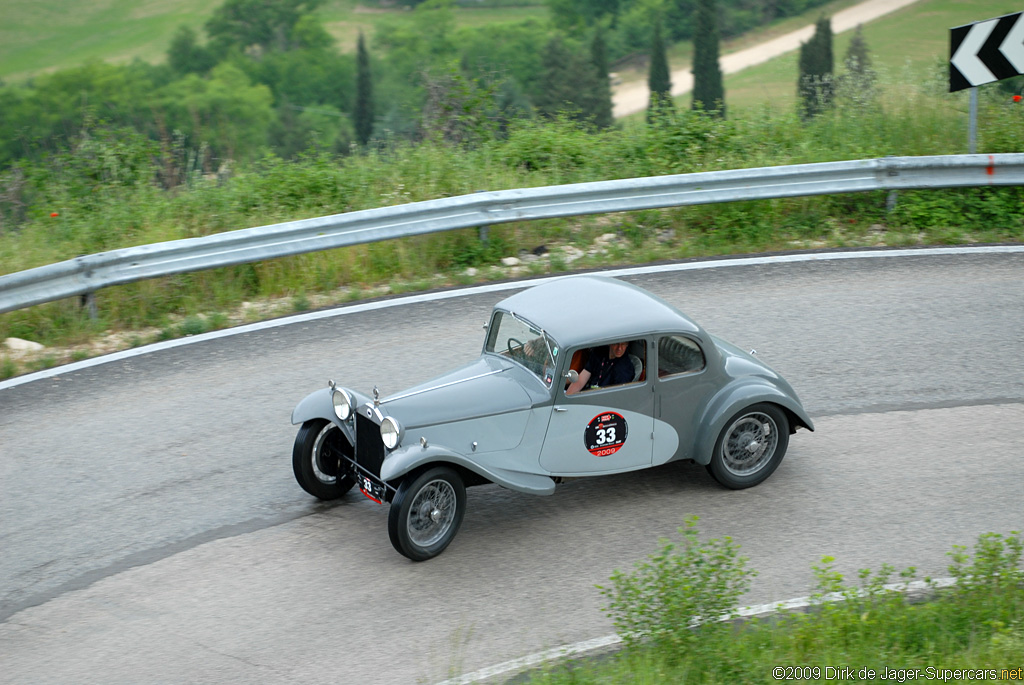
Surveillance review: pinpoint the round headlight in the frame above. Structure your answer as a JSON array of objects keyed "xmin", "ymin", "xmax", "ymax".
[
  {"xmin": 332, "ymin": 388, "xmax": 353, "ymax": 421},
  {"xmin": 380, "ymin": 416, "xmax": 402, "ymax": 450}
]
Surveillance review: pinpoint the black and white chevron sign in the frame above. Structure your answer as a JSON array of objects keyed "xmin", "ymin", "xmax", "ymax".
[{"xmin": 950, "ymin": 11, "xmax": 1024, "ymax": 92}]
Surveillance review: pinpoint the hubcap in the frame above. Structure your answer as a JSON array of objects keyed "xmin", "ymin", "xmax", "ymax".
[
  {"xmin": 721, "ymin": 413, "xmax": 779, "ymax": 477},
  {"xmin": 407, "ymin": 479, "xmax": 457, "ymax": 547}
]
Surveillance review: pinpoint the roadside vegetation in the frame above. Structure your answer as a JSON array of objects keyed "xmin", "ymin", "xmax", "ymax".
[
  {"xmin": 1, "ymin": 0, "xmax": 1023, "ymax": 379},
  {"xmin": 525, "ymin": 520, "xmax": 1023, "ymax": 684}
]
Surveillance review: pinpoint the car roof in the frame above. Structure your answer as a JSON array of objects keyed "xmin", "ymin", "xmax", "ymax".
[{"xmin": 494, "ymin": 275, "xmax": 703, "ymax": 348}]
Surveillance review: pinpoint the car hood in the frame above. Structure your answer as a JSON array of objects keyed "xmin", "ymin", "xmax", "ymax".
[{"xmin": 378, "ymin": 356, "xmax": 534, "ymax": 428}]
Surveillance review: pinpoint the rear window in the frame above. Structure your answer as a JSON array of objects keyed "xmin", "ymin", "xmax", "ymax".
[{"xmin": 657, "ymin": 335, "xmax": 705, "ymax": 377}]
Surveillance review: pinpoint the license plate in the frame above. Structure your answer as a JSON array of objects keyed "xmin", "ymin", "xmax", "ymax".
[{"xmin": 360, "ymin": 475, "xmax": 385, "ymax": 504}]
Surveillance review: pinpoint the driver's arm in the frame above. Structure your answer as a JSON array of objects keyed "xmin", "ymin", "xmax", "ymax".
[{"xmin": 566, "ymin": 369, "xmax": 591, "ymax": 395}]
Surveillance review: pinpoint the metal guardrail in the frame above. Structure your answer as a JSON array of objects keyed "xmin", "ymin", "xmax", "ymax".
[{"xmin": 2, "ymin": 154, "xmax": 1023, "ymax": 315}]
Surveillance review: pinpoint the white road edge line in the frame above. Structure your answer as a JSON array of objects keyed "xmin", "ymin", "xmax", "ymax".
[
  {"xmin": 3, "ymin": 245, "xmax": 1022, "ymax": 392},
  {"xmin": 434, "ymin": 577, "xmax": 959, "ymax": 685}
]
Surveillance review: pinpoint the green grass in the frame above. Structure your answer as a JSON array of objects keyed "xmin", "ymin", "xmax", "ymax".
[
  {"xmin": 0, "ymin": 0, "xmax": 214, "ymax": 81},
  {"xmin": 527, "ymin": 528, "xmax": 1024, "ymax": 685},
  {"xmin": 0, "ymin": 0, "xmax": 548, "ymax": 82},
  {"xmin": 322, "ymin": 3, "xmax": 549, "ymax": 53},
  {"xmin": 724, "ymin": 0, "xmax": 1024, "ymax": 114}
]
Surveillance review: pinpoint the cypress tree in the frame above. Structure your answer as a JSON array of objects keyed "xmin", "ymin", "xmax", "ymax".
[
  {"xmin": 354, "ymin": 32, "xmax": 374, "ymax": 146},
  {"xmin": 590, "ymin": 25, "xmax": 614, "ymax": 128},
  {"xmin": 844, "ymin": 24, "xmax": 870, "ymax": 75},
  {"xmin": 691, "ymin": 0, "xmax": 725, "ymax": 117},
  {"xmin": 797, "ymin": 16, "xmax": 833, "ymax": 119},
  {"xmin": 648, "ymin": 22, "xmax": 673, "ymax": 119},
  {"xmin": 536, "ymin": 34, "xmax": 608, "ymax": 126},
  {"xmin": 535, "ymin": 35, "xmax": 578, "ymax": 118},
  {"xmin": 839, "ymin": 24, "xmax": 876, "ymax": 104}
]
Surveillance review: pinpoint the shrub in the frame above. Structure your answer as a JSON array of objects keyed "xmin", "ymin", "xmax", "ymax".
[{"xmin": 598, "ymin": 516, "xmax": 755, "ymax": 654}]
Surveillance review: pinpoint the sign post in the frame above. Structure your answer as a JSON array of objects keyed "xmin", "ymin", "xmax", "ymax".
[{"xmin": 950, "ymin": 11, "xmax": 1024, "ymax": 152}]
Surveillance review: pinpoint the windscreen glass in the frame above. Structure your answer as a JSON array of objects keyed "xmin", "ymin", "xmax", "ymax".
[{"xmin": 485, "ymin": 311, "xmax": 558, "ymax": 386}]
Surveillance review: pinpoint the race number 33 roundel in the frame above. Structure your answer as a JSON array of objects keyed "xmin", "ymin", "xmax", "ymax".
[{"xmin": 585, "ymin": 412, "xmax": 628, "ymax": 457}]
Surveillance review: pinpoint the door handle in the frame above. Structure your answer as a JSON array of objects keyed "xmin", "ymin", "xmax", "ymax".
[{"xmin": 554, "ymin": 406, "xmax": 568, "ymax": 413}]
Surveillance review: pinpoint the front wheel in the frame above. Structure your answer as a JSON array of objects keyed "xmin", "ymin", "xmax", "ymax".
[
  {"xmin": 388, "ymin": 466, "xmax": 466, "ymax": 561},
  {"xmin": 706, "ymin": 403, "xmax": 789, "ymax": 490},
  {"xmin": 292, "ymin": 419, "xmax": 356, "ymax": 500}
]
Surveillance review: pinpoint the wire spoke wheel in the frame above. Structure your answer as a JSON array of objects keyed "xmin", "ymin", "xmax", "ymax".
[
  {"xmin": 707, "ymin": 403, "xmax": 789, "ymax": 490},
  {"xmin": 721, "ymin": 412, "xmax": 779, "ymax": 476},
  {"xmin": 389, "ymin": 466, "xmax": 466, "ymax": 561},
  {"xmin": 407, "ymin": 479, "xmax": 457, "ymax": 547}
]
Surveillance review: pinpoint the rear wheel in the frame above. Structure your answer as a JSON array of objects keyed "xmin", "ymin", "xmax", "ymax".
[
  {"xmin": 388, "ymin": 466, "xmax": 466, "ymax": 561},
  {"xmin": 706, "ymin": 403, "xmax": 789, "ymax": 489},
  {"xmin": 292, "ymin": 420, "xmax": 355, "ymax": 500}
]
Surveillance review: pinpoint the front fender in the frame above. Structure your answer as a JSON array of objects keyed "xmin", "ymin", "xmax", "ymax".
[
  {"xmin": 290, "ymin": 387, "xmax": 372, "ymax": 445},
  {"xmin": 694, "ymin": 380, "xmax": 814, "ymax": 466},
  {"xmin": 380, "ymin": 443, "xmax": 556, "ymax": 496}
]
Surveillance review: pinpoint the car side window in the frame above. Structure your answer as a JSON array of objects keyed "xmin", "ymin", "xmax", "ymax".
[
  {"xmin": 657, "ymin": 335, "xmax": 705, "ymax": 378},
  {"xmin": 565, "ymin": 339, "xmax": 646, "ymax": 394}
]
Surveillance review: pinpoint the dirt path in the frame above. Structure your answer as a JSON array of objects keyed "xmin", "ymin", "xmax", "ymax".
[{"xmin": 613, "ymin": 0, "xmax": 923, "ymax": 117}]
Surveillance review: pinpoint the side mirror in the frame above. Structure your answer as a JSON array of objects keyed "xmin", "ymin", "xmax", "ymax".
[{"xmin": 564, "ymin": 369, "xmax": 579, "ymax": 384}]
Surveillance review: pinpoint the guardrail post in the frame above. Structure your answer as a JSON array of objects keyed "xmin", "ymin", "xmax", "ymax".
[
  {"xmin": 80, "ymin": 292, "xmax": 98, "ymax": 320},
  {"xmin": 883, "ymin": 157, "xmax": 899, "ymax": 213},
  {"xmin": 476, "ymin": 190, "xmax": 489, "ymax": 245}
]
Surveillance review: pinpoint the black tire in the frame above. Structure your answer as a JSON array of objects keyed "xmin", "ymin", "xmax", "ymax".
[
  {"xmin": 292, "ymin": 419, "xmax": 356, "ymax": 500},
  {"xmin": 388, "ymin": 466, "xmax": 466, "ymax": 561},
  {"xmin": 706, "ymin": 403, "xmax": 789, "ymax": 490}
]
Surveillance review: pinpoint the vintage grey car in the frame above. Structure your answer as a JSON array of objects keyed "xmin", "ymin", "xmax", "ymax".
[{"xmin": 291, "ymin": 275, "xmax": 813, "ymax": 560}]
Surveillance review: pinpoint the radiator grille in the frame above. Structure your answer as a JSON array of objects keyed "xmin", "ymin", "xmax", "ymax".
[{"xmin": 356, "ymin": 412, "xmax": 386, "ymax": 478}]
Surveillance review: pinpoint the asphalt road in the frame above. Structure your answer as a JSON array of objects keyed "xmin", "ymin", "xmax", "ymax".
[{"xmin": 1, "ymin": 250, "xmax": 1022, "ymax": 684}]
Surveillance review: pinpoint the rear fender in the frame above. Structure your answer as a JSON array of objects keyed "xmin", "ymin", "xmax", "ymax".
[
  {"xmin": 694, "ymin": 380, "xmax": 814, "ymax": 466},
  {"xmin": 380, "ymin": 444, "xmax": 556, "ymax": 496}
]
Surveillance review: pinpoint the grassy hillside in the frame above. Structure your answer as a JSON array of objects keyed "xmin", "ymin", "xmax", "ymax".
[
  {"xmin": 724, "ymin": 0, "xmax": 1024, "ymax": 113},
  {"xmin": 0, "ymin": 0, "xmax": 548, "ymax": 82}
]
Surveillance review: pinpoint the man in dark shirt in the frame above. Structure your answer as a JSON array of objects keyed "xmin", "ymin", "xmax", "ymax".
[{"xmin": 566, "ymin": 341, "xmax": 635, "ymax": 394}]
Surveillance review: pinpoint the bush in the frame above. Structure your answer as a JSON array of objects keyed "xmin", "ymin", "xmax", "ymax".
[{"xmin": 598, "ymin": 516, "xmax": 756, "ymax": 654}]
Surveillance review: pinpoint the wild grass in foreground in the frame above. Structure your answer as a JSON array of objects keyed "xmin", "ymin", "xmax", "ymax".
[{"xmin": 527, "ymin": 522, "xmax": 1024, "ymax": 684}]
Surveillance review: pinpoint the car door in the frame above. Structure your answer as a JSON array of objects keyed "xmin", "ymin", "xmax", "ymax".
[
  {"xmin": 652, "ymin": 334, "xmax": 718, "ymax": 464},
  {"xmin": 539, "ymin": 341, "xmax": 654, "ymax": 475}
]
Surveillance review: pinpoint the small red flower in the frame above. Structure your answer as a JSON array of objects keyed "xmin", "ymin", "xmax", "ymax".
[
  {"xmin": 1014, "ymin": 95, "xmax": 1022, "ymax": 103},
  {"xmin": 50, "ymin": 212, "xmax": 59, "ymax": 217}
]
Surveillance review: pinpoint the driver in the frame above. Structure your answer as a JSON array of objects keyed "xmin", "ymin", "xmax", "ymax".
[{"xmin": 566, "ymin": 341, "xmax": 634, "ymax": 394}]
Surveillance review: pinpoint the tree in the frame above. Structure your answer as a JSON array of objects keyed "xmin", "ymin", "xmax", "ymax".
[
  {"xmin": 797, "ymin": 16, "xmax": 833, "ymax": 119},
  {"xmin": 168, "ymin": 25, "xmax": 216, "ymax": 76},
  {"xmin": 354, "ymin": 32, "xmax": 374, "ymax": 146},
  {"xmin": 535, "ymin": 34, "xmax": 607, "ymax": 125},
  {"xmin": 420, "ymin": 64, "xmax": 501, "ymax": 146},
  {"xmin": 547, "ymin": 0, "xmax": 620, "ymax": 30},
  {"xmin": 691, "ymin": 0, "xmax": 724, "ymax": 117},
  {"xmin": 837, "ymin": 24, "xmax": 876, "ymax": 105},
  {"xmin": 648, "ymin": 22, "xmax": 673, "ymax": 119},
  {"xmin": 205, "ymin": 0, "xmax": 324, "ymax": 56},
  {"xmin": 590, "ymin": 25, "xmax": 614, "ymax": 128},
  {"xmin": 158, "ymin": 62, "xmax": 274, "ymax": 163}
]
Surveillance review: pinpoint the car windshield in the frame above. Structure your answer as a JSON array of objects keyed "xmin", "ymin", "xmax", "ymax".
[{"xmin": 485, "ymin": 310, "xmax": 558, "ymax": 386}]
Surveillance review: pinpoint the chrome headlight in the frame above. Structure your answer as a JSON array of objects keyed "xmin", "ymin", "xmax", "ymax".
[
  {"xmin": 380, "ymin": 416, "xmax": 403, "ymax": 450},
  {"xmin": 332, "ymin": 388, "xmax": 353, "ymax": 421}
]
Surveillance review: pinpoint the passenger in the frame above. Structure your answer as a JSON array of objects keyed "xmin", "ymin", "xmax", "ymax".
[{"xmin": 566, "ymin": 341, "xmax": 634, "ymax": 394}]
